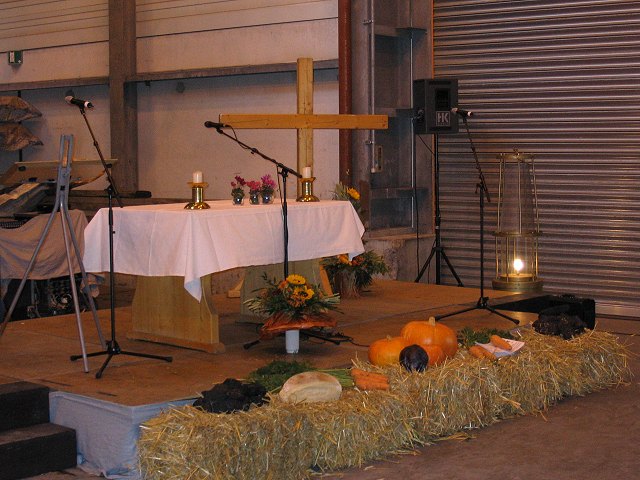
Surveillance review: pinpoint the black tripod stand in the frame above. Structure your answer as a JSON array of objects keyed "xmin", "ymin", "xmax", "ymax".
[
  {"xmin": 69, "ymin": 102, "xmax": 172, "ymax": 378},
  {"xmin": 415, "ymin": 133, "xmax": 463, "ymax": 285},
  {"xmin": 436, "ymin": 116, "xmax": 518, "ymax": 324}
]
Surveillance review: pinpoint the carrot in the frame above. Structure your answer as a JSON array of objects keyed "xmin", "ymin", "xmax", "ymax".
[
  {"xmin": 468, "ymin": 345, "xmax": 497, "ymax": 361},
  {"xmin": 351, "ymin": 368, "xmax": 390, "ymax": 391},
  {"xmin": 351, "ymin": 368, "xmax": 387, "ymax": 379},
  {"xmin": 480, "ymin": 347, "xmax": 497, "ymax": 361},
  {"xmin": 490, "ymin": 335, "xmax": 512, "ymax": 351},
  {"xmin": 468, "ymin": 345, "xmax": 487, "ymax": 359},
  {"xmin": 354, "ymin": 378, "xmax": 389, "ymax": 391},
  {"xmin": 351, "ymin": 369, "xmax": 388, "ymax": 382}
]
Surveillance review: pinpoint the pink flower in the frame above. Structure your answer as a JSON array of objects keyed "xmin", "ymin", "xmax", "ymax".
[
  {"xmin": 261, "ymin": 174, "xmax": 276, "ymax": 188},
  {"xmin": 247, "ymin": 180, "xmax": 261, "ymax": 192},
  {"xmin": 261, "ymin": 174, "xmax": 277, "ymax": 194},
  {"xmin": 231, "ymin": 176, "xmax": 247, "ymax": 197}
]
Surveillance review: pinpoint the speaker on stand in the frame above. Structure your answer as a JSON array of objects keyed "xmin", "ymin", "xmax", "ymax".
[{"xmin": 413, "ymin": 78, "xmax": 463, "ymax": 286}]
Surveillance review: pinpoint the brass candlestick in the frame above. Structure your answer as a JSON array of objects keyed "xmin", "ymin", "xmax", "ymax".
[
  {"xmin": 185, "ymin": 182, "xmax": 211, "ymax": 209},
  {"xmin": 296, "ymin": 177, "xmax": 319, "ymax": 202}
]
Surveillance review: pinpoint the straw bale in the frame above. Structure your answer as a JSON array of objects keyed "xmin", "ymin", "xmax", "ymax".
[{"xmin": 138, "ymin": 330, "xmax": 630, "ymax": 480}]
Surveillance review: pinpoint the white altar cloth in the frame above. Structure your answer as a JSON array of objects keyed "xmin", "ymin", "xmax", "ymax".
[{"xmin": 83, "ymin": 200, "xmax": 365, "ymax": 301}]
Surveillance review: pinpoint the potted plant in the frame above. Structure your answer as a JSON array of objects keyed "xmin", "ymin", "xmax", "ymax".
[
  {"xmin": 321, "ymin": 251, "xmax": 389, "ymax": 298},
  {"xmin": 230, "ymin": 175, "xmax": 246, "ymax": 205},
  {"xmin": 247, "ymin": 180, "xmax": 261, "ymax": 205},
  {"xmin": 260, "ymin": 174, "xmax": 277, "ymax": 204}
]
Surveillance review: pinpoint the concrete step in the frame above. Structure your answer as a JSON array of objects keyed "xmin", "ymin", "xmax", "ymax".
[{"xmin": 0, "ymin": 422, "xmax": 77, "ymax": 480}]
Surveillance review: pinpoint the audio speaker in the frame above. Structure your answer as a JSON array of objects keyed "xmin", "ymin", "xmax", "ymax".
[{"xmin": 413, "ymin": 79, "xmax": 458, "ymax": 134}]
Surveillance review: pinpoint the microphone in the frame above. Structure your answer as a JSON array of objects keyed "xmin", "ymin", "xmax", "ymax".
[
  {"xmin": 204, "ymin": 121, "xmax": 228, "ymax": 129},
  {"xmin": 451, "ymin": 107, "xmax": 473, "ymax": 117},
  {"xmin": 65, "ymin": 96, "xmax": 94, "ymax": 109}
]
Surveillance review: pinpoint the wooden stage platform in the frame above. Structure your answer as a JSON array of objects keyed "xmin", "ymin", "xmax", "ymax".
[{"xmin": 0, "ymin": 280, "xmax": 526, "ymax": 406}]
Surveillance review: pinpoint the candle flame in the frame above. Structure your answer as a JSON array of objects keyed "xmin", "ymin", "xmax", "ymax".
[{"xmin": 513, "ymin": 258, "xmax": 524, "ymax": 273}]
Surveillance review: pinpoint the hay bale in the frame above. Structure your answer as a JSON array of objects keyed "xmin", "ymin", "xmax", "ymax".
[{"xmin": 138, "ymin": 330, "xmax": 630, "ymax": 479}]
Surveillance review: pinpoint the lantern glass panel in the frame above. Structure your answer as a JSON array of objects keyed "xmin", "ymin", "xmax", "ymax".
[{"xmin": 493, "ymin": 151, "xmax": 542, "ymax": 291}]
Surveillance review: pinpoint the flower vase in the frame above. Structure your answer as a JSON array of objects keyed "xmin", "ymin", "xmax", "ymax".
[
  {"xmin": 333, "ymin": 271, "xmax": 361, "ymax": 298},
  {"xmin": 261, "ymin": 191, "xmax": 274, "ymax": 204},
  {"xmin": 249, "ymin": 191, "xmax": 260, "ymax": 205},
  {"xmin": 232, "ymin": 194, "xmax": 244, "ymax": 206},
  {"xmin": 285, "ymin": 330, "xmax": 299, "ymax": 354}
]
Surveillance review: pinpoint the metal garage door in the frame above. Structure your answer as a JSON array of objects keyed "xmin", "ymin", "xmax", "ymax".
[{"xmin": 433, "ymin": 0, "xmax": 640, "ymax": 317}]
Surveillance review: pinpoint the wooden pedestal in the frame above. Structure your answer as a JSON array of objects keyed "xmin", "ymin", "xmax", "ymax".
[{"xmin": 128, "ymin": 275, "xmax": 225, "ymax": 353}]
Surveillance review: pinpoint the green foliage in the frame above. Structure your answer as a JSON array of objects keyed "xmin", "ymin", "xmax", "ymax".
[
  {"xmin": 322, "ymin": 250, "xmax": 389, "ymax": 290},
  {"xmin": 247, "ymin": 360, "xmax": 315, "ymax": 391},
  {"xmin": 247, "ymin": 360, "xmax": 354, "ymax": 392},
  {"xmin": 457, "ymin": 326, "xmax": 515, "ymax": 348}
]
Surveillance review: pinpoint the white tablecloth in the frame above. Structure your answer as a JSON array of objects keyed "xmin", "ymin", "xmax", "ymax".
[{"xmin": 83, "ymin": 200, "xmax": 365, "ymax": 301}]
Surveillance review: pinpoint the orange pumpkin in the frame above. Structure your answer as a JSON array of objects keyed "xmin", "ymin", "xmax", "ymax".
[
  {"xmin": 368, "ymin": 336, "xmax": 411, "ymax": 366},
  {"xmin": 421, "ymin": 344, "xmax": 446, "ymax": 366},
  {"xmin": 400, "ymin": 316, "xmax": 458, "ymax": 359}
]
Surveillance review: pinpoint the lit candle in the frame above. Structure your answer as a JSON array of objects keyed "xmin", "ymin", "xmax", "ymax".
[
  {"xmin": 302, "ymin": 166, "xmax": 312, "ymax": 178},
  {"xmin": 513, "ymin": 258, "xmax": 524, "ymax": 273},
  {"xmin": 192, "ymin": 171, "xmax": 203, "ymax": 183}
]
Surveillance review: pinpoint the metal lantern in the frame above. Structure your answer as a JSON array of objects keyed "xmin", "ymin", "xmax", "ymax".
[{"xmin": 492, "ymin": 150, "xmax": 543, "ymax": 291}]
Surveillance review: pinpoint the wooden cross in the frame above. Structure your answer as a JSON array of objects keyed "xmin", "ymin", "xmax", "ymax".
[{"xmin": 219, "ymin": 57, "xmax": 387, "ymax": 181}]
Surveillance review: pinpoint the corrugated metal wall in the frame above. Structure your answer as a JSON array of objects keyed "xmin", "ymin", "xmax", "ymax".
[
  {"xmin": 0, "ymin": 0, "xmax": 336, "ymax": 51},
  {"xmin": 433, "ymin": 0, "xmax": 640, "ymax": 316}
]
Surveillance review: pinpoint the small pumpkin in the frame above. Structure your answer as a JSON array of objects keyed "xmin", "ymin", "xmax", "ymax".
[
  {"xmin": 421, "ymin": 344, "xmax": 446, "ymax": 366},
  {"xmin": 400, "ymin": 316, "xmax": 458, "ymax": 359},
  {"xmin": 368, "ymin": 336, "xmax": 411, "ymax": 366},
  {"xmin": 399, "ymin": 344, "xmax": 429, "ymax": 372}
]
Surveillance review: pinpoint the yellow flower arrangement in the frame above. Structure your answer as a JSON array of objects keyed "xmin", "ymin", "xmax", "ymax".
[
  {"xmin": 244, "ymin": 274, "xmax": 340, "ymax": 319},
  {"xmin": 332, "ymin": 182, "xmax": 362, "ymax": 217},
  {"xmin": 286, "ymin": 274, "xmax": 306, "ymax": 285},
  {"xmin": 346, "ymin": 187, "xmax": 360, "ymax": 201},
  {"xmin": 321, "ymin": 250, "xmax": 389, "ymax": 296}
]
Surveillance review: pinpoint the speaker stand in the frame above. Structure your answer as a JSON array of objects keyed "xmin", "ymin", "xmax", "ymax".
[{"xmin": 415, "ymin": 134, "xmax": 463, "ymax": 285}]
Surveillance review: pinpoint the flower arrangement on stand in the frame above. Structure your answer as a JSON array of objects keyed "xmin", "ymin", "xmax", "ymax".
[
  {"xmin": 325, "ymin": 183, "xmax": 389, "ymax": 297},
  {"xmin": 244, "ymin": 274, "xmax": 340, "ymax": 351},
  {"xmin": 260, "ymin": 174, "xmax": 277, "ymax": 204},
  {"xmin": 321, "ymin": 251, "xmax": 389, "ymax": 298},
  {"xmin": 246, "ymin": 180, "xmax": 261, "ymax": 205},
  {"xmin": 230, "ymin": 176, "xmax": 246, "ymax": 205}
]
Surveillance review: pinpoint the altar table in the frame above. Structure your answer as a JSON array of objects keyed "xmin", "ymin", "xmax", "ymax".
[{"xmin": 83, "ymin": 200, "xmax": 365, "ymax": 352}]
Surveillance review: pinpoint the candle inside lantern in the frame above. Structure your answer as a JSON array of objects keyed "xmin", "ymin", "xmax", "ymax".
[
  {"xmin": 513, "ymin": 257, "xmax": 524, "ymax": 273},
  {"xmin": 192, "ymin": 171, "xmax": 203, "ymax": 183},
  {"xmin": 302, "ymin": 166, "xmax": 312, "ymax": 178}
]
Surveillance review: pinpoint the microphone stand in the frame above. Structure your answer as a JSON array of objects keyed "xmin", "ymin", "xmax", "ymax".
[
  {"xmin": 207, "ymin": 125, "xmax": 303, "ymax": 350},
  {"xmin": 70, "ymin": 104, "xmax": 172, "ymax": 378},
  {"xmin": 209, "ymin": 125, "xmax": 301, "ymax": 277},
  {"xmin": 436, "ymin": 116, "xmax": 518, "ymax": 324}
]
